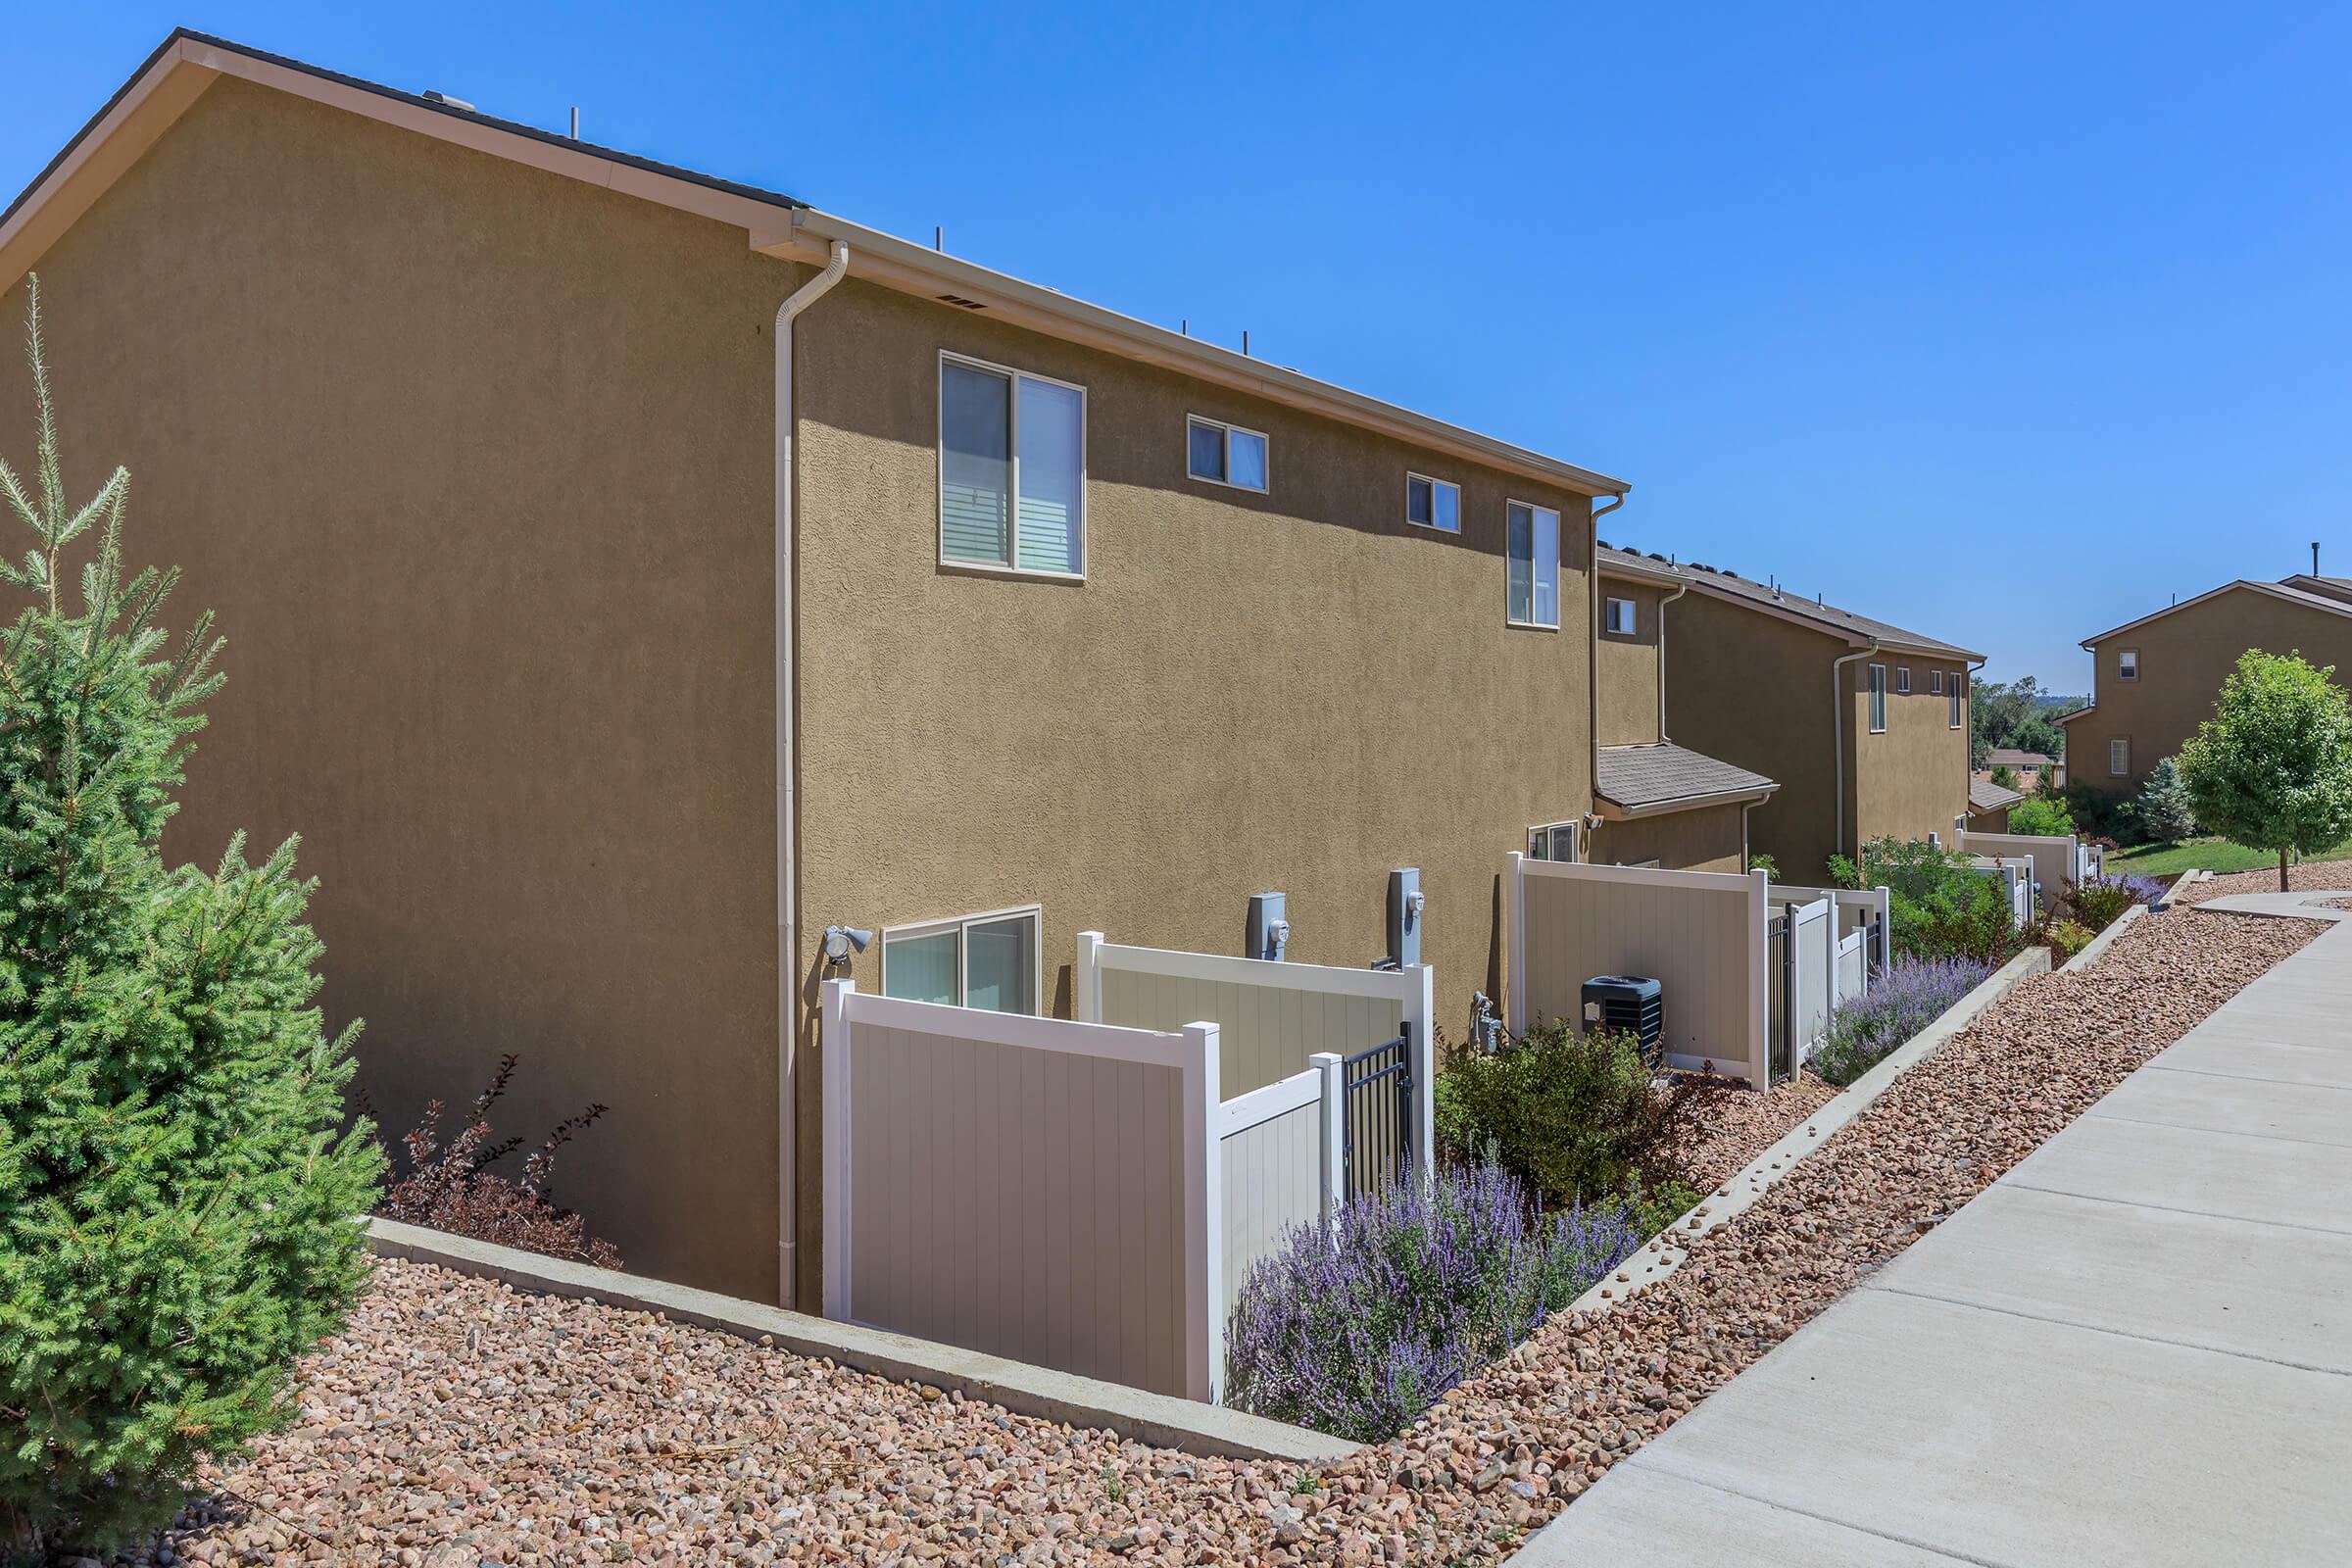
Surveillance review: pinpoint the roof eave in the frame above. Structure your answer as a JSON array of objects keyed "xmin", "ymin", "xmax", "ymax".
[{"xmin": 1594, "ymin": 781, "xmax": 1780, "ymax": 820}]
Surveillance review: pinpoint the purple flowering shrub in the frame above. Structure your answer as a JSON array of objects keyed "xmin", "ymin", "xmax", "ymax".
[
  {"xmin": 1224, "ymin": 1162, "xmax": 1642, "ymax": 1441},
  {"xmin": 2071, "ymin": 872, "xmax": 2164, "ymax": 929},
  {"xmin": 1812, "ymin": 955, "xmax": 1991, "ymax": 1088}
]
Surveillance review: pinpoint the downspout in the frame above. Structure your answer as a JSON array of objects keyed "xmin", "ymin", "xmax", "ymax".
[
  {"xmin": 775, "ymin": 238, "xmax": 851, "ymax": 1310},
  {"xmin": 1964, "ymin": 655, "xmax": 1987, "ymax": 830},
  {"xmin": 1586, "ymin": 492, "xmax": 1625, "ymax": 861},
  {"xmin": 1831, "ymin": 639, "xmax": 1879, "ymax": 865},
  {"xmin": 1655, "ymin": 571, "xmax": 1689, "ymax": 744}
]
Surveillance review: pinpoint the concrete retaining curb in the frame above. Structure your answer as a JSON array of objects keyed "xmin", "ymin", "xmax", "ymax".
[
  {"xmin": 1572, "ymin": 944, "xmax": 2052, "ymax": 1313},
  {"xmin": 2063, "ymin": 902, "xmax": 2146, "ymax": 971},
  {"xmin": 368, "ymin": 1217, "xmax": 1357, "ymax": 1464}
]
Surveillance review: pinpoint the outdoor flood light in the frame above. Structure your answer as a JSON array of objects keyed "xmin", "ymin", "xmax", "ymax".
[{"xmin": 822, "ymin": 925, "xmax": 873, "ymax": 963}]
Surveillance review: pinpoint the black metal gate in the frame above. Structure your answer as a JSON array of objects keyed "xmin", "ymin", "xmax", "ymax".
[
  {"xmin": 1341, "ymin": 1024, "xmax": 1414, "ymax": 1197},
  {"xmin": 1766, "ymin": 910, "xmax": 1794, "ymax": 1083}
]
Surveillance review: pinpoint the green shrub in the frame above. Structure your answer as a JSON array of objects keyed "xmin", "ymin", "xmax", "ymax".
[
  {"xmin": 0, "ymin": 282, "xmax": 381, "ymax": 1560},
  {"xmin": 1848, "ymin": 836, "xmax": 2019, "ymax": 963},
  {"xmin": 2070, "ymin": 880, "xmax": 2135, "ymax": 930},
  {"xmin": 1745, "ymin": 852, "xmax": 1779, "ymax": 881},
  {"xmin": 2006, "ymin": 795, "xmax": 2075, "ymax": 837},
  {"xmin": 2135, "ymin": 758, "xmax": 2198, "ymax": 844},
  {"xmin": 2043, "ymin": 918, "xmax": 2094, "ymax": 959},
  {"xmin": 1433, "ymin": 1023, "xmax": 1712, "ymax": 1211}
]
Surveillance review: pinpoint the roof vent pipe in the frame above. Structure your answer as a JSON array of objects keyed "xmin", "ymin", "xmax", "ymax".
[
  {"xmin": 774, "ymin": 239, "xmax": 852, "ymax": 1313},
  {"xmin": 2315, "ymin": 541, "xmax": 2323, "ymax": 575},
  {"xmin": 422, "ymin": 90, "xmax": 475, "ymax": 111}
]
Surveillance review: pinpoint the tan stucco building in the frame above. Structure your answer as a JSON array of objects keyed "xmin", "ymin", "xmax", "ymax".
[
  {"xmin": 2065, "ymin": 575, "xmax": 2352, "ymax": 797},
  {"xmin": 1614, "ymin": 550, "xmax": 1979, "ymax": 881},
  {"xmin": 0, "ymin": 33, "xmax": 1649, "ymax": 1305}
]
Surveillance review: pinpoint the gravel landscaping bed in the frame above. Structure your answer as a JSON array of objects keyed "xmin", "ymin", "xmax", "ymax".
[
  {"xmin": 2180, "ymin": 856, "xmax": 2352, "ymax": 903},
  {"xmin": 1668, "ymin": 1069, "xmax": 1838, "ymax": 1192},
  {"xmin": 115, "ymin": 904, "xmax": 2314, "ymax": 1568}
]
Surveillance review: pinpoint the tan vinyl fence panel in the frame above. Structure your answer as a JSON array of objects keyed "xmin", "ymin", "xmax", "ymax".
[
  {"xmin": 1956, "ymin": 830, "xmax": 2082, "ymax": 900},
  {"xmin": 1218, "ymin": 1092, "xmax": 1324, "ymax": 1315},
  {"xmin": 1507, "ymin": 855, "xmax": 1768, "ymax": 1087},
  {"xmin": 1091, "ymin": 959, "xmax": 1401, "ymax": 1097},
  {"xmin": 820, "ymin": 982, "xmax": 1221, "ymax": 1401}
]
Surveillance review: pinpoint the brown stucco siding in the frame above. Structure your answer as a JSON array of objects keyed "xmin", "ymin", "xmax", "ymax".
[
  {"xmin": 1595, "ymin": 577, "xmax": 1666, "ymax": 746},
  {"xmin": 1589, "ymin": 802, "xmax": 1746, "ymax": 871},
  {"xmin": 1851, "ymin": 655, "xmax": 1971, "ymax": 853},
  {"xmin": 1660, "ymin": 592, "xmax": 1847, "ymax": 878},
  {"xmin": 2076, "ymin": 586, "xmax": 2352, "ymax": 795},
  {"xmin": 790, "ymin": 281, "xmax": 1597, "ymax": 1300},
  {"xmin": 0, "ymin": 78, "xmax": 788, "ymax": 1300}
]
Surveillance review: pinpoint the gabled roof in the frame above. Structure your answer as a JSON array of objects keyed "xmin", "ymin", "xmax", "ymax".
[
  {"xmin": 1595, "ymin": 743, "xmax": 1777, "ymax": 815},
  {"xmin": 0, "ymin": 30, "xmax": 1629, "ymax": 502},
  {"xmin": 2081, "ymin": 578, "xmax": 2352, "ymax": 648},
  {"xmin": 1594, "ymin": 544, "xmax": 1982, "ymax": 660},
  {"xmin": 1969, "ymin": 778, "xmax": 2025, "ymax": 812},
  {"xmin": 1985, "ymin": 748, "xmax": 2053, "ymax": 768}
]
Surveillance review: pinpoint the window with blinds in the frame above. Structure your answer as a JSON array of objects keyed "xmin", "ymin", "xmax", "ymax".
[
  {"xmin": 881, "ymin": 906, "xmax": 1041, "ymax": 1015},
  {"xmin": 939, "ymin": 354, "xmax": 1085, "ymax": 576},
  {"xmin": 1507, "ymin": 501, "xmax": 1561, "ymax": 627}
]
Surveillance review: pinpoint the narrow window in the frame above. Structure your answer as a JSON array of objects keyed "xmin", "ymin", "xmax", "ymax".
[
  {"xmin": 1949, "ymin": 688, "xmax": 1963, "ymax": 728},
  {"xmin": 1528, "ymin": 821, "xmax": 1579, "ymax": 861},
  {"xmin": 939, "ymin": 354, "xmax": 1085, "ymax": 576},
  {"xmin": 881, "ymin": 906, "xmax": 1041, "ymax": 1015},
  {"xmin": 1605, "ymin": 597, "xmax": 1638, "ymax": 636},
  {"xmin": 1930, "ymin": 669, "xmax": 1944, "ymax": 694},
  {"xmin": 2110, "ymin": 737, "xmax": 2131, "ymax": 776},
  {"xmin": 1895, "ymin": 666, "xmax": 1912, "ymax": 694},
  {"xmin": 2118, "ymin": 648, "xmax": 2138, "ymax": 680},
  {"xmin": 1507, "ymin": 501, "xmax": 1562, "ymax": 628},
  {"xmin": 1868, "ymin": 664, "xmax": 1887, "ymax": 732},
  {"xmin": 1187, "ymin": 416, "xmax": 1269, "ymax": 492},
  {"xmin": 1405, "ymin": 472, "xmax": 1461, "ymax": 532}
]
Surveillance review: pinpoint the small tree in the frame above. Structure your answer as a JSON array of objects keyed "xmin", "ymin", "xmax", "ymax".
[
  {"xmin": 1988, "ymin": 762, "xmax": 2018, "ymax": 788},
  {"xmin": 0, "ymin": 281, "xmax": 381, "ymax": 1560},
  {"xmin": 2006, "ymin": 795, "xmax": 2075, "ymax": 837},
  {"xmin": 2136, "ymin": 757, "xmax": 2198, "ymax": 845},
  {"xmin": 2179, "ymin": 649, "xmax": 2352, "ymax": 892}
]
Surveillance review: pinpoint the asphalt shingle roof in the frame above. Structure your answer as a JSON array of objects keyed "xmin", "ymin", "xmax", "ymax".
[
  {"xmin": 1595, "ymin": 544, "xmax": 1982, "ymax": 660},
  {"xmin": 1970, "ymin": 777, "xmax": 2025, "ymax": 811},
  {"xmin": 1596, "ymin": 743, "xmax": 1777, "ymax": 810}
]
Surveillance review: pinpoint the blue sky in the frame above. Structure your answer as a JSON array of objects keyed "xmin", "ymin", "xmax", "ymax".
[{"xmin": 7, "ymin": 2, "xmax": 2349, "ymax": 690}]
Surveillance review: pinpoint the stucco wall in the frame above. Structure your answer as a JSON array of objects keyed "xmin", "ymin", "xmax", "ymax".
[
  {"xmin": 1588, "ymin": 801, "xmax": 1746, "ymax": 871},
  {"xmin": 792, "ymin": 279, "xmax": 1596, "ymax": 1302},
  {"xmin": 0, "ymin": 77, "xmax": 788, "ymax": 1300},
  {"xmin": 1660, "ymin": 593, "xmax": 1847, "ymax": 878},
  {"xmin": 1595, "ymin": 577, "xmax": 1666, "ymax": 746},
  {"xmin": 1850, "ymin": 655, "xmax": 1971, "ymax": 852},
  {"xmin": 2076, "ymin": 586, "xmax": 2352, "ymax": 795}
]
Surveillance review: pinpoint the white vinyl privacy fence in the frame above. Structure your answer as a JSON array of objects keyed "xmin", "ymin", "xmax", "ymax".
[
  {"xmin": 1967, "ymin": 856, "xmax": 2037, "ymax": 930},
  {"xmin": 1955, "ymin": 829, "xmax": 2100, "ymax": 901},
  {"xmin": 1078, "ymin": 933, "xmax": 1436, "ymax": 1315},
  {"xmin": 1768, "ymin": 883, "xmax": 1891, "ymax": 1070},
  {"xmin": 821, "ymin": 981, "xmax": 1223, "ymax": 1400}
]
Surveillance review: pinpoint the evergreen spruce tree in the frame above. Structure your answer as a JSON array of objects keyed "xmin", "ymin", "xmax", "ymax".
[
  {"xmin": 0, "ymin": 280, "xmax": 381, "ymax": 1560},
  {"xmin": 2135, "ymin": 756, "xmax": 2198, "ymax": 845}
]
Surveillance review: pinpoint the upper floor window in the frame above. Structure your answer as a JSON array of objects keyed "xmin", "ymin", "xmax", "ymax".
[
  {"xmin": 1895, "ymin": 666, "xmax": 1912, "ymax": 694},
  {"xmin": 1605, "ymin": 596, "xmax": 1638, "ymax": 636},
  {"xmin": 1406, "ymin": 472, "xmax": 1460, "ymax": 532},
  {"xmin": 1949, "ymin": 689, "xmax": 1963, "ymax": 728},
  {"xmin": 940, "ymin": 354, "xmax": 1085, "ymax": 577},
  {"xmin": 2118, "ymin": 648, "xmax": 2138, "ymax": 680},
  {"xmin": 882, "ymin": 906, "xmax": 1041, "ymax": 1015},
  {"xmin": 1506, "ymin": 501, "xmax": 1562, "ymax": 628},
  {"xmin": 1187, "ymin": 416, "xmax": 1268, "ymax": 492},
  {"xmin": 1930, "ymin": 669, "xmax": 1944, "ymax": 694},
  {"xmin": 1868, "ymin": 663, "xmax": 1887, "ymax": 732}
]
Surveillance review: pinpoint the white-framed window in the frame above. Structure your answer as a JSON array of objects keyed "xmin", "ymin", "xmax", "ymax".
[
  {"xmin": 1506, "ymin": 501, "xmax": 1562, "ymax": 628},
  {"xmin": 881, "ymin": 905, "xmax": 1042, "ymax": 1014},
  {"xmin": 2119, "ymin": 648, "xmax": 2138, "ymax": 680},
  {"xmin": 1528, "ymin": 820, "xmax": 1580, "ymax": 861},
  {"xmin": 1868, "ymin": 663, "xmax": 1887, "ymax": 732},
  {"xmin": 1949, "ymin": 688, "xmax": 1964, "ymax": 728},
  {"xmin": 1895, "ymin": 666, "xmax": 1912, "ymax": 694},
  {"xmin": 1187, "ymin": 416, "xmax": 1269, "ymax": 492},
  {"xmin": 1405, "ymin": 472, "xmax": 1460, "ymax": 532},
  {"xmin": 2110, "ymin": 737, "xmax": 2131, "ymax": 777},
  {"xmin": 1605, "ymin": 596, "xmax": 1638, "ymax": 636},
  {"xmin": 1931, "ymin": 669, "xmax": 1944, "ymax": 694},
  {"xmin": 939, "ymin": 353, "xmax": 1086, "ymax": 577}
]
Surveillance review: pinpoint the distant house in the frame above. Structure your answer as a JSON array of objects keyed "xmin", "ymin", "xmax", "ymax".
[
  {"xmin": 2067, "ymin": 571, "xmax": 2352, "ymax": 796},
  {"xmin": 1982, "ymin": 748, "xmax": 2059, "ymax": 788},
  {"xmin": 1600, "ymin": 547, "xmax": 1982, "ymax": 880}
]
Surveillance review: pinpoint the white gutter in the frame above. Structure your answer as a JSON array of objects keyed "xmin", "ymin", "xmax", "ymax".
[
  {"xmin": 1586, "ymin": 494, "xmax": 1626, "ymax": 859},
  {"xmin": 1655, "ymin": 571, "xmax": 1690, "ymax": 744},
  {"xmin": 775, "ymin": 239, "xmax": 850, "ymax": 1310},
  {"xmin": 1831, "ymin": 640, "xmax": 1880, "ymax": 862}
]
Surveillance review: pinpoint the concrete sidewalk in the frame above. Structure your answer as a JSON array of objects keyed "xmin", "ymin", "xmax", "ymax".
[{"xmin": 1513, "ymin": 906, "xmax": 2352, "ymax": 1568}]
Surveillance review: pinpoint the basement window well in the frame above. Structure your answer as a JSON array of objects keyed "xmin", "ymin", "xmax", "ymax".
[{"xmin": 940, "ymin": 353, "xmax": 1086, "ymax": 578}]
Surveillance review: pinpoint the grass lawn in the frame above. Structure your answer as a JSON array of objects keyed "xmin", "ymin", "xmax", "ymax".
[{"xmin": 2104, "ymin": 835, "xmax": 2352, "ymax": 876}]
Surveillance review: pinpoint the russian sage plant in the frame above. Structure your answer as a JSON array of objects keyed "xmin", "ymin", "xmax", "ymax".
[
  {"xmin": 1224, "ymin": 1162, "xmax": 1641, "ymax": 1442},
  {"xmin": 1812, "ymin": 955, "xmax": 1992, "ymax": 1087},
  {"xmin": 2072, "ymin": 872, "xmax": 2164, "ymax": 930}
]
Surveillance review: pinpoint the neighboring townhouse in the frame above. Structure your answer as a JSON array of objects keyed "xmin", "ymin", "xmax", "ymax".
[
  {"xmin": 0, "ymin": 33, "xmax": 1627, "ymax": 1306},
  {"xmin": 1980, "ymin": 748, "xmax": 2059, "ymax": 789},
  {"xmin": 1967, "ymin": 776, "xmax": 2024, "ymax": 832},
  {"xmin": 2066, "ymin": 572, "xmax": 2352, "ymax": 797},
  {"xmin": 1641, "ymin": 557, "xmax": 1980, "ymax": 880},
  {"xmin": 1591, "ymin": 546, "xmax": 1776, "ymax": 868}
]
